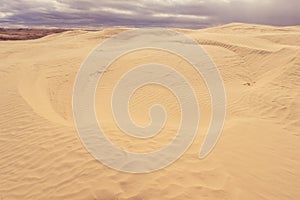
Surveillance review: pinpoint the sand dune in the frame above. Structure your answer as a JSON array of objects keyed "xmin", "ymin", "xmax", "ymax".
[
  {"xmin": 0, "ymin": 28, "xmax": 68, "ymax": 41},
  {"xmin": 0, "ymin": 23, "xmax": 299, "ymax": 199}
]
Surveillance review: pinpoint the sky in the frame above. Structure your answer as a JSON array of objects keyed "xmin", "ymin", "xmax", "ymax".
[{"xmin": 0, "ymin": 0, "xmax": 299, "ymax": 28}]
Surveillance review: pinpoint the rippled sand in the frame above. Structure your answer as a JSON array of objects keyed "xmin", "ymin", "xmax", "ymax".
[{"xmin": 1, "ymin": 23, "xmax": 300, "ymax": 199}]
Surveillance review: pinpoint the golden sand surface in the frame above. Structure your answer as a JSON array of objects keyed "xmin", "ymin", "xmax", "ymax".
[{"xmin": 0, "ymin": 23, "xmax": 300, "ymax": 199}]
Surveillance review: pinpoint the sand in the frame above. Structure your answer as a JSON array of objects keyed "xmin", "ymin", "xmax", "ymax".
[{"xmin": 0, "ymin": 23, "xmax": 300, "ymax": 199}]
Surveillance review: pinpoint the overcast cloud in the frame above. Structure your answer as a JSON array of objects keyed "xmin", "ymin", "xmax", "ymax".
[{"xmin": 0, "ymin": 0, "xmax": 299, "ymax": 28}]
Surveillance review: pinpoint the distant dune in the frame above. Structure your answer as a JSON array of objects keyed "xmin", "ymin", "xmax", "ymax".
[
  {"xmin": 0, "ymin": 23, "xmax": 299, "ymax": 200},
  {"xmin": 0, "ymin": 28, "xmax": 68, "ymax": 40}
]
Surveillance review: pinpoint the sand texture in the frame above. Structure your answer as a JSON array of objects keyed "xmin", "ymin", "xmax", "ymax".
[{"xmin": 1, "ymin": 23, "xmax": 300, "ymax": 199}]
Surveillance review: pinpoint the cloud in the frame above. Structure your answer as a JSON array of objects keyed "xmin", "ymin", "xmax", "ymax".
[{"xmin": 0, "ymin": 0, "xmax": 299, "ymax": 28}]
